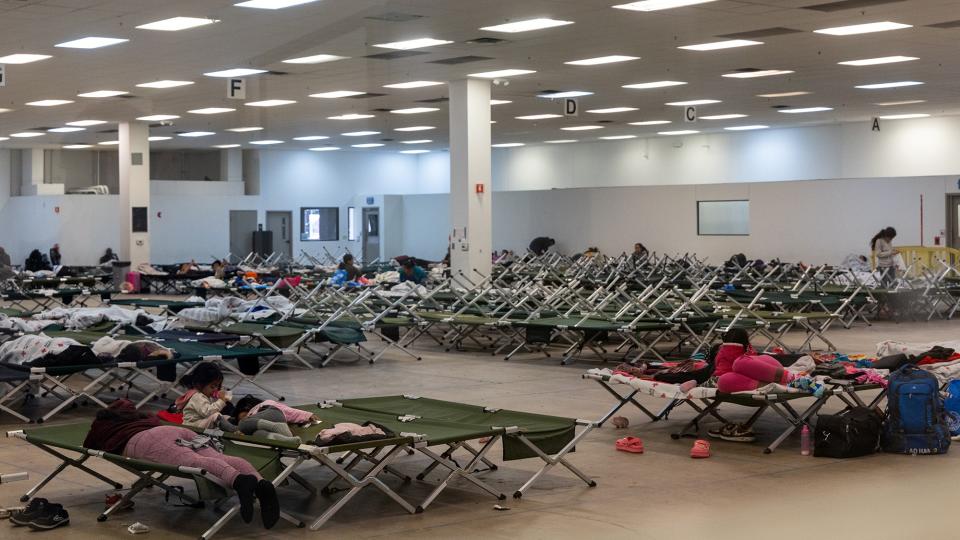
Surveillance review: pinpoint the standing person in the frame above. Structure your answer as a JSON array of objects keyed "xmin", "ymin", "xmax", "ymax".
[
  {"xmin": 99, "ymin": 248, "xmax": 119, "ymax": 265},
  {"xmin": 338, "ymin": 254, "xmax": 361, "ymax": 281},
  {"xmin": 871, "ymin": 227, "xmax": 899, "ymax": 287},
  {"xmin": 631, "ymin": 243, "xmax": 649, "ymax": 264},
  {"xmin": 528, "ymin": 237, "xmax": 555, "ymax": 256},
  {"xmin": 399, "ymin": 259, "xmax": 428, "ymax": 285},
  {"xmin": 49, "ymin": 244, "xmax": 62, "ymax": 266}
]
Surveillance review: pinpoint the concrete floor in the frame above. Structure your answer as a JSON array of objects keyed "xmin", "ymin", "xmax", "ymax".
[{"xmin": 1, "ymin": 318, "xmax": 958, "ymax": 539}]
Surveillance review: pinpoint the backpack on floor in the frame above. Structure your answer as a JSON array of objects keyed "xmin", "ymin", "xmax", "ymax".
[
  {"xmin": 881, "ymin": 365, "xmax": 951, "ymax": 455},
  {"xmin": 814, "ymin": 407, "xmax": 883, "ymax": 458}
]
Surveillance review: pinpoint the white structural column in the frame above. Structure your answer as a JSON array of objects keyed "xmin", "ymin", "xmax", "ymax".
[
  {"xmin": 448, "ymin": 78, "xmax": 493, "ymax": 281},
  {"xmin": 221, "ymin": 148, "xmax": 243, "ymax": 182},
  {"xmin": 118, "ymin": 122, "xmax": 151, "ymax": 267}
]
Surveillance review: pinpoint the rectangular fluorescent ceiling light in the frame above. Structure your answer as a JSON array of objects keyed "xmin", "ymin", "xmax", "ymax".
[
  {"xmin": 470, "ymin": 69, "xmax": 536, "ymax": 78},
  {"xmin": 250, "ymin": 140, "xmax": 283, "ymax": 145},
  {"xmin": 137, "ymin": 114, "xmax": 179, "ymax": 121},
  {"xmin": 666, "ymin": 99, "xmax": 720, "ymax": 106},
  {"xmin": 480, "ymin": 18, "xmax": 574, "ymax": 33},
  {"xmin": 876, "ymin": 100, "xmax": 926, "ymax": 106},
  {"xmin": 148, "ymin": 136, "xmax": 172, "ymax": 141},
  {"xmin": 77, "ymin": 90, "xmax": 128, "ymax": 98},
  {"xmin": 879, "ymin": 113, "xmax": 930, "ymax": 120},
  {"xmin": 614, "ymin": 0, "xmax": 716, "ymax": 11},
  {"xmin": 137, "ymin": 80, "xmax": 194, "ymax": 89},
  {"xmin": 56, "ymin": 37, "xmax": 128, "ymax": 49},
  {"xmin": 814, "ymin": 21, "xmax": 912, "ymax": 36},
  {"xmin": 778, "ymin": 107, "xmax": 832, "ymax": 114},
  {"xmin": 384, "ymin": 81, "xmax": 443, "ymax": 89},
  {"xmin": 400, "ymin": 149, "xmax": 430, "ymax": 154},
  {"xmin": 562, "ymin": 125, "xmax": 604, "ymax": 131},
  {"xmin": 0, "ymin": 53, "xmax": 51, "ymax": 64},
  {"xmin": 725, "ymin": 125, "xmax": 768, "ymax": 131},
  {"xmin": 700, "ymin": 113, "xmax": 747, "ymax": 120},
  {"xmin": 178, "ymin": 132, "xmax": 216, "ymax": 137},
  {"xmin": 293, "ymin": 135, "xmax": 329, "ymax": 140},
  {"xmin": 63, "ymin": 144, "xmax": 92, "ymax": 149},
  {"xmin": 391, "ymin": 107, "xmax": 439, "ymax": 114},
  {"xmin": 395, "ymin": 126, "xmax": 435, "ymax": 132},
  {"xmin": 623, "ymin": 81, "xmax": 687, "ymax": 89},
  {"xmin": 600, "ymin": 135, "xmax": 637, "ymax": 140},
  {"xmin": 234, "ymin": 0, "xmax": 321, "ymax": 9},
  {"xmin": 587, "ymin": 107, "xmax": 638, "ymax": 114},
  {"xmin": 545, "ymin": 139, "xmax": 577, "ymax": 143},
  {"xmin": 136, "ymin": 17, "xmax": 219, "ymax": 31},
  {"xmin": 401, "ymin": 140, "xmax": 432, "ymax": 144},
  {"xmin": 516, "ymin": 114, "xmax": 562, "ymax": 120},
  {"xmin": 538, "ymin": 90, "xmax": 593, "ymax": 98},
  {"xmin": 48, "ymin": 127, "xmax": 85, "ymax": 133},
  {"xmin": 99, "ymin": 141, "xmax": 120, "ymax": 145},
  {"xmin": 189, "ymin": 107, "xmax": 235, "ymax": 114},
  {"xmin": 629, "ymin": 120, "xmax": 671, "ymax": 125},
  {"xmin": 204, "ymin": 68, "xmax": 267, "ymax": 78},
  {"xmin": 490, "ymin": 99, "xmax": 512, "ymax": 105},
  {"xmin": 352, "ymin": 143, "xmax": 385, "ymax": 148},
  {"xmin": 66, "ymin": 120, "xmax": 106, "ymax": 126},
  {"xmin": 565, "ymin": 55, "xmax": 639, "ymax": 66},
  {"xmin": 0, "ymin": 137, "xmax": 7, "ymax": 141},
  {"xmin": 839, "ymin": 56, "xmax": 918, "ymax": 66},
  {"xmin": 679, "ymin": 40, "xmax": 762, "ymax": 51},
  {"xmin": 310, "ymin": 146, "xmax": 340, "ymax": 151},
  {"xmin": 757, "ymin": 91, "xmax": 809, "ymax": 97},
  {"xmin": 658, "ymin": 130, "xmax": 699, "ymax": 135},
  {"xmin": 310, "ymin": 90, "xmax": 365, "ymax": 98},
  {"xmin": 227, "ymin": 127, "xmax": 263, "ymax": 132},
  {"xmin": 329, "ymin": 113, "xmax": 375, "ymax": 120},
  {"xmin": 283, "ymin": 54, "xmax": 348, "ymax": 64},
  {"xmin": 856, "ymin": 81, "xmax": 924, "ymax": 89},
  {"xmin": 246, "ymin": 99, "xmax": 297, "ymax": 107},
  {"xmin": 26, "ymin": 99, "xmax": 73, "ymax": 107},
  {"xmin": 342, "ymin": 131, "xmax": 380, "ymax": 136},
  {"xmin": 214, "ymin": 144, "xmax": 241, "ymax": 148},
  {"xmin": 10, "ymin": 132, "xmax": 44, "ymax": 138},
  {"xmin": 492, "ymin": 143, "xmax": 525, "ymax": 147},
  {"xmin": 723, "ymin": 70, "xmax": 793, "ymax": 78},
  {"xmin": 374, "ymin": 38, "xmax": 453, "ymax": 50}
]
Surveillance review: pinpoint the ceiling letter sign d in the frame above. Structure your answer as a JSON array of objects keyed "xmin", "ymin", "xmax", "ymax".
[{"xmin": 564, "ymin": 98, "xmax": 578, "ymax": 117}]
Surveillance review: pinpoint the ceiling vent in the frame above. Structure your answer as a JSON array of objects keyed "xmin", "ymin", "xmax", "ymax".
[
  {"xmin": 771, "ymin": 105, "xmax": 790, "ymax": 109},
  {"xmin": 802, "ymin": 0, "xmax": 906, "ymax": 12},
  {"xmin": 365, "ymin": 12, "xmax": 424, "ymax": 22},
  {"xmin": 927, "ymin": 19, "xmax": 960, "ymax": 28},
  {"xmin": 347, "ymin": 92, "xmax": 386, "ymax": 99},
  {"xmin": 365, "ymin": 50, "xmax": 430, "ymax": 61},
  {"xmin": 430, "ymin": 55, "xmax": 494, "ymax": 65},
  {"xmin": 717, "ymin": 27, "xmax": 803, "ymax": 39},
  {"xmin": 416, "ymin": 97, "xmax": 449, "ymax": 103},
  {"xmin": 465, "ymin": 37, "xmax": 508, "ymax": 45}
]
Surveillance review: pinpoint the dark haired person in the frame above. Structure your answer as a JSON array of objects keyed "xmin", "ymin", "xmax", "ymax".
[
  {"xmin": 870, "ymin": 227, "xmax": 899, "ymax": 287},
  {"xmin": 529, "ymin": 237, "xmax": 555, "ymax": 256},
  {"xmin": 338, "ymin": 254, "xmax": 361, "ymax": 282},
  {"xmin": 399, "ymin": 259, "xmax": 428, "ymax": 285}
]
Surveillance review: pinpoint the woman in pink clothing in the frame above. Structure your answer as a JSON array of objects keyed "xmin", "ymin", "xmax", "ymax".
[{"xmin": 233, "ymin": 396, "xmax": 319, "ymax": 444}]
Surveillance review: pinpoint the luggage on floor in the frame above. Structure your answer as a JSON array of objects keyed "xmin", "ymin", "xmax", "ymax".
[
  {"xmin": 943, "ymin": 380, "xmax": 960, "ymax": 437},
  {"xmin": 814, "ymin": 407, "xmax": 882, "ymax": 458},
  {"xmin": 881, "ymin": 365, "xmax": 950, "ymax": 455}
]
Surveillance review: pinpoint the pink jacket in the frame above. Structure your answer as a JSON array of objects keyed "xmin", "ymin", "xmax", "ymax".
[
  {"xmin": 713, "ymin": 343, "xmax": 751, "ymax": 377},
  {"xmin": 249, "ymin": 400, "xmax": 313, "ymax": 425}
]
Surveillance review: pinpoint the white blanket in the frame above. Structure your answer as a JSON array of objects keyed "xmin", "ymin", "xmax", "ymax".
[
  {"xmin": 91, "ymin": 336, "xmax": 172, "ymax": 358},
  {"xmin": 0, "ymin": 316, "xmax": 58, "ymax": 333},
  {"xmin": 37, "ymin": 306, "xmax": 163, "ymax": 330},
  {"xmin": 0, "ymin": 334, "xmax": 82, "ymax": 365},
  {"xmin": 876, "ymin": 340, "xmax": 960, "ymax": 357}
]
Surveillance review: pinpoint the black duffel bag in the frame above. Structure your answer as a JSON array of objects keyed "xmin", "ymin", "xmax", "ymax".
[{"xmin": 814, "ymin": 407, "xmax": 883, "ymax": 458}]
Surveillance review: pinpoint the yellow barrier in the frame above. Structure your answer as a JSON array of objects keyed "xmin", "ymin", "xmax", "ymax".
[{"xmin": 872, "ymin": 245, "xmax": 960, "ymax": 277}]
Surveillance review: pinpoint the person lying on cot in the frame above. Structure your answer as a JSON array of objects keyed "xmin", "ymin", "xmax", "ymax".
[
  {"xmin": 177, "ymin": 260, "xmax": 199, "ymax": 276},
  {"xmin": 83, "ymin": 399, "xmax": 280, "ymax": 529},
  {"xmin": 175, "ymin": 363, "xmax": 238, "ymax": 432},
  {"xmin": 232, "ymin": 396, "xmax": 321, "ymax": 444},
  {"xmin": 399, "ymin": 259, "xmax": 428, "ymax": 285}
]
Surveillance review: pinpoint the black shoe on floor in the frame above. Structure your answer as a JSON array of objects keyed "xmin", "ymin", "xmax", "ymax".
[
  {"xmin": 255, "ymin": 479, "xmax": 279, "ymax": 530},
  {"xmin": 9, "ymin": 498, "xmax": 49, "ymax": 526},
  {"xmin": 27, "ymin": 504, "xmax": 69, "ymax": 530},
  {"xmin": 232, "ymin": 474, "xmax": 257, "ymax": 524}
]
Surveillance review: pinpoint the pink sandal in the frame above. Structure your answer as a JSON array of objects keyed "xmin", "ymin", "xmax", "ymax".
[
  {"xmin": 690, "ymin": 439, "xmax": 711, "ymax": 459},
  {"xmin": 615, "ymin": 436, "xmax": 644, "ymax": 454}
]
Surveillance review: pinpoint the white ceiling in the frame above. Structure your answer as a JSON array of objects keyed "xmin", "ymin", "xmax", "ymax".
[{"xmin": 1, "ymin": 0, "xmax": 959, "ymax": 152}]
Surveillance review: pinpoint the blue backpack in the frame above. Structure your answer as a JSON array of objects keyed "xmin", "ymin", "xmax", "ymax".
[{"xmin": 881, "ymin": 365, "xmax": 950, "ymax": 455}]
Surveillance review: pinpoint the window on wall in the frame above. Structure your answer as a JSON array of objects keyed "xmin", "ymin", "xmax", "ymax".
[
  {"xmin": 697, "ymin": 200, "xmax": 750, "ymax": 236},
  {"xmin": 301, "ymin": 207, "xmax": 339, "ymax": 241},
  {"xmin": 347, "ymin": 207, "xmax": 356, "ymax": 241}
]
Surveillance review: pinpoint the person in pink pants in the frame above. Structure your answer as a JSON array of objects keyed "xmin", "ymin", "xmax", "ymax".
[
  {"xmin": 717, "ymin": 354, "xmax": 795, "ymax": 393},
  {"xmin": 124, "ymin": 425, "xmax": 259, "ymax": 486}
]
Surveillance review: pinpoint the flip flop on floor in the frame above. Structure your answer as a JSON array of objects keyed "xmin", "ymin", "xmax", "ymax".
[
  {"xmin": 615, "ymin": 436, "xmax": 644, "ymax": 454},
  {"xmin": 690, "ymin": 439, "xmax": 711, "ymax": 459}
]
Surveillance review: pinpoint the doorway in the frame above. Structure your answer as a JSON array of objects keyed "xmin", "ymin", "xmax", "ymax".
[
  {"xmin": 228, "ymin": 210, "xmax": 257, "ymax": 262},
  {"xmin": 266, "ymin": 211, "xmax": 293, "ymax": 260},
  {"xmin": 362, "ymin": 207, "xmax": 380, "ymax": 263},
  {"xmin": 947, "ymin": 195, "xmax": 960, "ymax": 249}
]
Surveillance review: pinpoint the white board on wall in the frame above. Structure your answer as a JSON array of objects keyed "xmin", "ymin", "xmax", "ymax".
[{"xmin": 697, "ymin": 200, "xmax": 750, "ymax": 236}]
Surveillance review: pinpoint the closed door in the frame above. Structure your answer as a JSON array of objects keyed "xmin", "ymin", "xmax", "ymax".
[
  {"xmin": 948, "ymin": 195, "xmax": 960, "ymax": 249},
  {"xmin": 266, "ymin": 211, "xmax": 292, "ymax": 259},
  {"xmin": 362, "ymin": 208, "xmax": 380, "ymax": 262},
  {"xmin": 229, "ymin": 210, "xmax": 257, "ymax": 261}
]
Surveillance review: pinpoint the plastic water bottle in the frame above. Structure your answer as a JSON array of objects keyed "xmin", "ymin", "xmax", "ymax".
[{"xmin": 800, "ymin": 425, "xmax": 811, "ymax": 456}]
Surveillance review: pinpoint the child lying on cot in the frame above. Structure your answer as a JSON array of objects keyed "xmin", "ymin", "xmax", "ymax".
[
  {"xmin": 175, "ymin": 363, "xmax": 238, "ymax": 432},
  {"xmin": 232, "ymin": 396, "xmax": 320, "ymax": 444},
  {"xmin": 83, "ymin": 399, "xmax": 280, "ymax": 529},
  {"xmin": 712, "ymin": 328, "xmax": 796, "ymax": 393}
]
